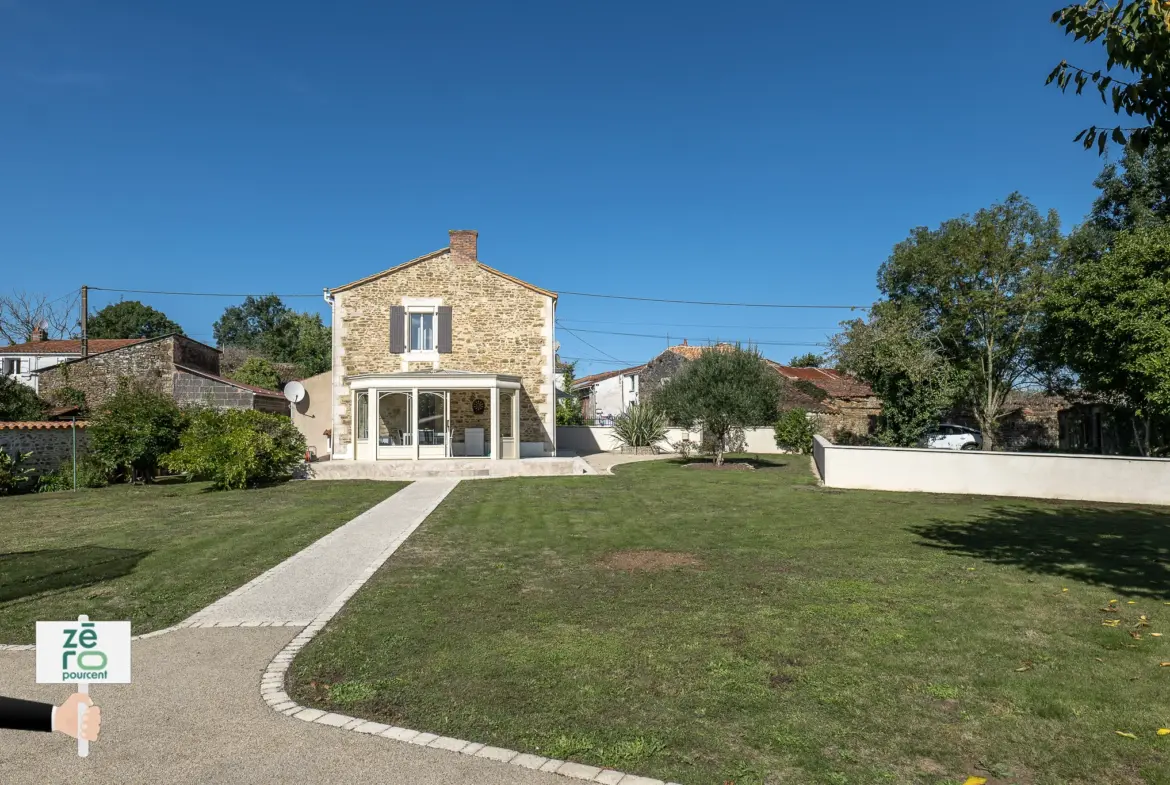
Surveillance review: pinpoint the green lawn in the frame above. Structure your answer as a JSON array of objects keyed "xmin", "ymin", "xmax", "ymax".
[
  {"xmin": 289, "ymin": 458, "xmax": 1170, "ymax": 785},
  {"xmin": 0, "ymin": 479, "xmax": 403, "ymax": 644}
]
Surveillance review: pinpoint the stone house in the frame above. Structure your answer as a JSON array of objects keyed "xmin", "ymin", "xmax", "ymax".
[
  {"xmin": 1, "ymin": 329, "xmax": 143, "ymax": 394},
  {"xmin": 36, "ymin": 334, "xmax": 287, "ymax": 414},
  {"xmin": 324, "ymin": 230, "xmax": 557, "ymax": 462}
]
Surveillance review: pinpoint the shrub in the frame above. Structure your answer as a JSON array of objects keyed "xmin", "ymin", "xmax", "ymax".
[
  {"xmin": 0, "ymin": 375, "xmax": 47, "ymax": 421},
  {"xmin": 612, "ymin": 403, "xmax": 667, "ymax": 453},
  {"xmin": 671, "ymin": 437, "xmax": 698, "ymax": 459},
  {"xmin": 36, "ymin": 468, "xmax": 73, "ymax": 493},
  {"xmin": 163, "ymin": 408, "xmax": 306, "ymax": 490},
  {"xmin": 774, "ymin": 408, "xmax": 819, "ymax": 455},
  {"xmin": 88, "ymin": 382, "xmax": 186, "ymax": 482},
  {"xmin": 48, "ymin": 386, "xmax": 88, "ymax": 415},
  {"xmin": 78, "ymin": 455, "xmax": 112, "ymax": 488},
  {"xmin": 231, "ymin": 357, "xmax": 282, "ymax": 391},
  {"xmin": 0, "ymin": 449, "xmax": 36, "ymax": 495}
]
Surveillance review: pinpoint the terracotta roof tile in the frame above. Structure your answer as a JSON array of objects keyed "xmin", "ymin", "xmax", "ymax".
[
  {"xmin": 768, "ymin": 363, "xmax": 873, "ymax": 398},
  {"xmin": 572, "ymin": 365, "xmax": 645, "ymax": 389},
  {"xmin": 0, "ymin": 421, "xmax": 90, "ymax": 430},
  {"xmin": 665, "ymin": 342, "xmax": 735, "ymax": 360},
  {"xmin": 0, "ymin": 338, "xmax": 145, "ymax": 355}
]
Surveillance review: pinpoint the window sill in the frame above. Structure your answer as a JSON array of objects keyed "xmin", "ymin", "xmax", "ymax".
[{"xmin": 404, "ymin": 350, "xmax": 440, "ymax": 361}]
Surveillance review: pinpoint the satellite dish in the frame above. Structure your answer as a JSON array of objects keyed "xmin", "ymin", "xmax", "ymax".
[{"xmin": 283, "ymin": 380, "xmax": 306, "ymax": 404}]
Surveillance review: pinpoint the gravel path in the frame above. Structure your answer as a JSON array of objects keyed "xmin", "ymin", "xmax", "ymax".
[
  {"xmin": 0, "ymin": 627, "xmax": 565, "ymax": 785},
  {"xmin": 187, "ymin": 479, "xmax": 459, "ymax": 625}
]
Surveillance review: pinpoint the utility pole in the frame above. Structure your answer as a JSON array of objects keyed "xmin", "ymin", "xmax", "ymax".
[{"xmin": 80, "ymin": 285, "xmax": 88, "ymax": 357}]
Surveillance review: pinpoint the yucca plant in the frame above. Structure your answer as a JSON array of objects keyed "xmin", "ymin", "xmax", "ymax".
[{"xmin": 612, "ymin": 403, "xmax": 668, "ymax": 454}]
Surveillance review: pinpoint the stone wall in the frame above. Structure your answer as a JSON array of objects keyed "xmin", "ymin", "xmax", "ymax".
[
  {"xmin": 821, "ymin": 396, "xmax": 882, "ymax": 439},
  {"xmin": 38, "ymin": 337, "xmax": 178, "ymax": 410},
  {"xmin": 637, "ymin": 350, "xmax": 689, "ymax": 402},
  {"xmin": 0, "ymin": 425, "xmax": 89, "ymax": 476},
  {"xmin": 173, "ymin": 335, "xmax": 221, "ymax": 375},
  {"xmin": 334, "ymin": 251, "xmax": 553, "ymax": 454},
  {"xmin": 174, "ymin": 370, "xmax": 257, "ymax": 410}
]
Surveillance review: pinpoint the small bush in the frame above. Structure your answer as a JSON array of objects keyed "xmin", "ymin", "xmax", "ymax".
[
  {"xmin": 88, "ymin": 382, "xmax": 186, "ymax": 482},
  {"xmin": 671, "ymin": 437, "xmax": 698, "ymax": 459},
  {"xmin": 78, "ymin": 455, "xmax": 112, "ymax": 488},
  {"xmin": 0, "ymin": 449, "xmax": 36, "ymax": 495},
  {"xmin": 612, "ymin": 403, "xmax": 667, "ymax": 453},
  {"xmin": 774, "ymin": 408, "xmax": 819, "ymax": 455},
  {"xmin": 48, "ymin": 386, "xmax": 88, "ymax": 415},
  {"xmin": 36, "ymin": 468, "xmax": 73, "ymax": 493},
  {"xmin": 163, "ymin": 408, "xmax": 306, "ymax": 490}
]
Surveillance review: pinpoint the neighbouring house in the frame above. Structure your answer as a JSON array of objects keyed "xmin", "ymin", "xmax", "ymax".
[
  {"xmin": 1, "ymin": 328, "xmax": 144, "ymax": 394},
  {"xmin": 572, "ymin": 364, "xmax": 645, "ymax": 424},
  {"xmin": 325, "ymin": 229, "xmax": 557, "ymax": 462},
  {"xmin": 289, "ymin": 371, "xmax": 332, "ymax": 460},
  {"xmin": 636, "ymin": 341, "xmax": 880, "ymax": 436},
  {"xmin": 36, "ymin": 333, "xmax": 288, "ymax": 414}
]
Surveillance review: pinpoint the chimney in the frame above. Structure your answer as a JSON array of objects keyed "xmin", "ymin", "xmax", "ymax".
[
  {"xmin": 30, "ymin": 326, "xmax": 47, "ymax": 343},
  {"xmin": 682, "ymin": 338, "xmax": 688, "ymax": 346},
  {"xmin": 449, "ymin": 229, "xmax": 478, "ymax": 264}
]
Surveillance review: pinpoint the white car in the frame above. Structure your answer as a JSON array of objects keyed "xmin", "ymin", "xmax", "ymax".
[{"xmin": 918, "ymin": 424, "xmax": 983, "ymax": 450}]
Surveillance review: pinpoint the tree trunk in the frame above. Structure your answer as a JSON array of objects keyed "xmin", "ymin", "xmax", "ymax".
[{"xmin": 713, "ymin": 431, "xmax": 725, "ymax": 465}]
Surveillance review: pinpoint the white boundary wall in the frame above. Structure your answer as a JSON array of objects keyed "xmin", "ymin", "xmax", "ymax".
[
  {"xmin": 813, "ymin": 435, "xmax": 1170, "ymax": 506},
  {"xmin": 557, "ymin": 425, "xmax": 787, "ymax": 455}
]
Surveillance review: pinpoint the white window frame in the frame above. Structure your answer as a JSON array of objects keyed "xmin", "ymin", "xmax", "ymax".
[
  {"xmin": 401, "ymin": 297, "xmax": 443, "ymax": 361},
  {"xmin": 3, "ymin": 357, "xmax": 23, "ymax": 376}
]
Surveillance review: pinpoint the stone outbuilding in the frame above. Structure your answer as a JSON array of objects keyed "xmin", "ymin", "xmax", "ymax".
[{"xmin": 36, "ymin": 334, "xmax": 287, "ymax": 414}]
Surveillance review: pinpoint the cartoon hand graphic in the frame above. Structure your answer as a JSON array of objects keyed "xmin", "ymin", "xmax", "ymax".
[{"xmin": 53, "ymin": 693, "xmax": 100, "ymax": 742}]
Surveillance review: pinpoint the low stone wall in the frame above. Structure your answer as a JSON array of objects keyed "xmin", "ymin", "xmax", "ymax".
[
  {"xmin": 813, "ymin": 434, "xmax": 1170, "ymax": 506},
  {"xmin": 0, "ymin": 423, "xmax": 89, "ymax": 476}
]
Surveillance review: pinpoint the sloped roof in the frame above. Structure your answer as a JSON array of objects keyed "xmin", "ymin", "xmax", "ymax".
[
  {"xmin": 175, "ymin": 365, "xmax": 285, "ymax": 398},
  {"xmin": 0, "ymin": 338, "xmax": 144, "ymax": 355},
  {"xmin": 331, "ymin": 247, "xmax": 557, "ymax": 299},
  {"xmin": 0, "ymin": 421, "xmax": 90, "ymax": 430},
  {"xmin": 768, "ymin": 363, "xmax": 873, "ymax": 398},
  {"xmin": 665, "ymin": 342, "xmax": 735, "ymax": 360},
  {"xmin": 572, "ymin": 365, "xmax": 645, "ymax": 390}
]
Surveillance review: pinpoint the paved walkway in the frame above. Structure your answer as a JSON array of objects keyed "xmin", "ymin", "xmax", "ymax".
[
  {"xmin": 187, "ymin": 479, "xmax": 459, "ymax": 625},
  {"xmin": 0, "ymin": 628, "xmax": 564, "ymax": 785},
  {"xmin": 579, "ymin": 451, "xmax": 677, "ymax": 474}
]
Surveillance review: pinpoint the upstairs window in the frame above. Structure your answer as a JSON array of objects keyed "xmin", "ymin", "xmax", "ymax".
[
  {"xmin": 2, "ymin": 358, "xmax": 22, "ymax": 375},
  {"xmin": 410, "ymin": 312, "xmax": 434, "ymax": 352}
]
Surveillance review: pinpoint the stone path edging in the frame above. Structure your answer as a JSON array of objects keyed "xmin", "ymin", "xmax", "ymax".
[{"xmin": 256, "ymin": 480, "xmax": 683, "ymax": 785}]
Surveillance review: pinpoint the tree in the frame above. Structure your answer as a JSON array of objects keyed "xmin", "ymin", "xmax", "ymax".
[
  {"xmin": 88, "ymin": 300, "xmax": 183, "ymax": 339},
  {"xmin": 0, "ymin": 291, "xmax": 78, "ymax": 344},
  {"xmin": 0, "ymin": 376, "xmax": 47, "ymax": 420},
  {"xmin": 877, "ymin": 193, "xmax": 1061, "ymax": 449},
  {"xmin": 213, "ymin": 296, "xmax": 330, "ymax": 377},
  {"xmin": 832, "ymin": 303, "xmax": 962, "ymax": 446},
  {"xmin": 213, "ymin": 295, "xmax": 290, "ymax": 350},
  {"xmin": 653, "ymin": 346, "xmax": 781, "ymax": 465},
  {"xmin": 1047, "ymin": 0, "xmax": 1170, "ymax": 153},
  {"xmin": 163, "ymin": 408, "xmax": 306, "ymax": 490},
  {"xmin": 773, "ymin": 408, "xmax": 819, "ymax": 454},
  {"xmin": 787, "ymin": 352, "xmax": 824, "ymax": 368},
  {"xmin": 1038, "ymin": 224, "xmax": 1170, "ymax": 455},
  {"xmin": 231, "ymin": 357, "xmax": 282, "ymax": 391},
  {"xmin": 556, "ymin": 360, "xmax": 585, "ymax": 426},
  {"xmin": 88, "ymin": 382, "xmax": 186, "ymax": 482}
]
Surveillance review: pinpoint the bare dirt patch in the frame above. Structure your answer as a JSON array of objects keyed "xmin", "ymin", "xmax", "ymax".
[
  {"xmin": 684, "ymin": 461, "xmax": 756, "ymax": 471},
  {"xmin": 597, "ymin": 550, "xmax": 704, "ymax": 572}
]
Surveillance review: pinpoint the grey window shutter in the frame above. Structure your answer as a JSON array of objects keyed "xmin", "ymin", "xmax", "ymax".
[
  {"xmin": 389, "ymin": 306, "xmax": 406, "ymax": 354},
  {"xmin": 437, "ymin": 306, "xmax": 452, "ymax": 353}
]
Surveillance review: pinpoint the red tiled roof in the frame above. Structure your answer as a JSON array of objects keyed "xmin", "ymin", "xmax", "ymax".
[
  {"xmin": 0, "ymin": 338, "xmax": 145, "ymax": 355},
  {"xmin": 768, "ymin": 363, "xmax": 873, "ymax": 398},
  {"xmin": 0, "ymin": 421, "xmax": 90, "ymax": 430},
  {"xmin": 665, "ymin": 342, "xmax": 735, "ymax": 361},
  {"xmin": 572, "ymin": 365, "xmax": 645, "ymax": 389},
  {"xmin": 175, "ymin": 365, "xmax": 286, "ymax": 398}
]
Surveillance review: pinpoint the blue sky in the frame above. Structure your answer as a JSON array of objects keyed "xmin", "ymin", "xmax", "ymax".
[{"xmin": 1, "ymin": 1, "xmax": 1121, "ymax": 375}]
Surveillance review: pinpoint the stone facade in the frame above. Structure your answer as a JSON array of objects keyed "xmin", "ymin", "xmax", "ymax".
[
  {"xmin": 37, "ymin": 335, "xmax": 286, "ymax": 414},
  {"xmin": 0, "ymin": 424, "xmax": 89, "ymax": 476},
  {"xmin": 331, "ymin": 238, "xmax": 555, "ymax": 456}
]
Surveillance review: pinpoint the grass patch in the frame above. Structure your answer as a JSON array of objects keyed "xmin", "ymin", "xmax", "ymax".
[
  {"xmin": 290, "ymin": 458, "xmax": 1170, "ymax": 784},
  {"xmin": 0, "ymin": 479, "xmax": 402, "ymax": 643}
]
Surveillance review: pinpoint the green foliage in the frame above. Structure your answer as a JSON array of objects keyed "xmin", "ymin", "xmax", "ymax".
[
  {"xmin": 556, "ymin": 360, "xmax": 585, "ymax": 426},
  {"xmin": 611, "ymin": 402, "xmax": 667, "ymax": 452},
  {"xmin": 163, "ymin": 408, "xmax": 306, "ymax": 490},
  {"xmin": 653, "ymin": 346, "xmax": 781, "ymax": 464},
  {"xmin": 873, "ymin": 193, "xmax": 1060, "ymax": 449},
  {"xmin": 832, "ymin": 303, "xmax": 963, "ymax": 447},
  {"xmin": 0, "ymin": 375, "xmax": 46, "ymax": 421},
  {"xmin": 1047, "ymin": 0, "xmax": 1170, "ymax": 153},
  {"xmin": 787, "ymin": 352, "xmax": 824, "ymax": 368},
  {"xmin": 0, "ymin": 449, "xmax": 36, "ymax": 495},
  {"xmin": 36, "ymin": 468, "xmax": 72, "ymax": 493},
  {"xmin": 1039, "ymin": 225, "xmax": 1170, "ymax": 454},
  {"xmin": 88, "ymin": 382, "xmax": 186, "ymax": 482},
  {"xmin": 790, "ymin": 378, "xmax": 828, "ymax": 403},
  {"xmin": 213, "ymin": 296, "xmax": 330, "ymax": 377},
  {"xmin": 77, "ymin": 455, "xmax": 112, "ymax": 488},
  {"xmin": 47, "ymin": 386, "xmax": 87, "ymax": 415},
  {"xmin": 231, "ymin": 357, "xmax": 283, "ymax": 391},
  {"xmin": 87, "ymin": 300, "xmax": 183, "ymax": 339},
  {"xmin": 773, "ymin": 408, "xmax": 818, "ymax": 455}
]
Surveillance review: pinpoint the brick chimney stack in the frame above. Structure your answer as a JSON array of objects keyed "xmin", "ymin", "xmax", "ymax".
[
  {"xmin": 449, "ymin": 230, "xmax": 478, "ymax": 264},
  {"xmin": 30, "ymin": 326, "xmax": 47, "ymax": 343}
]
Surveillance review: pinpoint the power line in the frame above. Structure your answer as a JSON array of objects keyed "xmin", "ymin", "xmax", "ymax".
[
  {"xmin": 559, "ymin": 325, "xmax": 830, "ymax": 348},
  {"xmin": 557, "ymin": 290, "xmax": 865, "ymax": 310},
  {"xmin": 558, "ymin": 318, "xmax": 839, "ymax": 331},
  {"xmin": 559, "ymin": 355, "xmax": 640, "ymax": 367},
  {"xmin": 88, "ymin": 286, "xmax": 322, "ymax": 298},
  {"xmin": 556, "ymin": 323, "xmax": 632, "ymax": 364}
]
